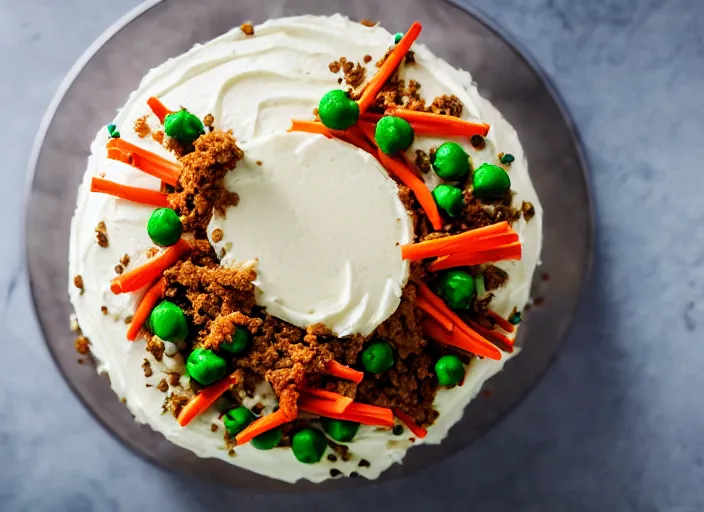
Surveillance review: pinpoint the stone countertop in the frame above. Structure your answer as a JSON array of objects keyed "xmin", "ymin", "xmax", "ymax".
[{"xmin": 1, "ymin": 0, "xmax": 703, "ymax": 510}]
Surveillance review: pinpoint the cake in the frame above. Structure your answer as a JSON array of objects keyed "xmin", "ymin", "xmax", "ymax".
[{"xmin": 68, "ymin": 15, "xmax": 542, "ymax": 483}]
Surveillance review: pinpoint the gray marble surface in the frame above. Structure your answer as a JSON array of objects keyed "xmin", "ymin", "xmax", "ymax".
[{"xmin": 2, "ymin": 0, "xmax": 702, "ymax": 510}]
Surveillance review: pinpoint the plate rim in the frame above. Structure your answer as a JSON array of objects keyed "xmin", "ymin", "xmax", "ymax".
[{"xmin": 24, "ymin": 0, "xmax": 595, "ymax": 489}]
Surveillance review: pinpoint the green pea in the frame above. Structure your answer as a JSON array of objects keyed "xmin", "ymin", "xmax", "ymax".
[
  {"xmin": 164, "ymin": 108, "xmax": 205, "ymax": 145},
  {"xmin": 149, "ymin": 301, "xmax": 189, "ymax": 342},
  {"xmin": 147, "ymin": 208, "xmax": 183, "ymax": 247},
  {"xmin": 472, "ymin": 163, "xmax": 511, "ymax": 197},
  {"xmin": 318, "ymin": 89, "xmax": 360, "ymax": 130},
  {"xmin": 509, "ymin": 311, "xmax": 522, "ymax": 325},
  {"xmin": 223, "ymin": 406, "xmax": 254, "ymax": 437},
  {"xmin": 435, "ymin": 269, "xmax": 476, "ymax": 309},
  {"xmin": 432, "ymin": 142, "xmax": 471, "ymax": 180},
  {"xmin": 291, "ymin": 428, "xmax": 328, "ymax": 464},
  {"xmin": 432, "ymin": 184, "xmax": 464, "ymax": 217},
  {"xmin": 394, "ymin": 32, "xmax": 404, "ymax": 44},
  {"xmin": 435, "ymin": 354, "xmax": 465, "ymax": 386},
  {"xmin": 186, "ymin": 347, "xmax": 227, "ymax": 386},
  {"xmin": 374, "ymin": 116, "xmax": 414, "ymax": 155},
  {"xmin": 500, "ymin": 153, "xmax": 515, "ymax": 164},
  {"xmin": 321, "ymin": 418, "xmax": 359, "ymax": 443},
  {"xmin": 251, "ymin": 426, "xmax": 283, "ymax": 450},
  {"xmin": 220, "ymin": 327, "xmax": 251, "ymax": 354},
  {"xmin": 361, "ymin": 340, "xmax": 394, "ymax": 373}
]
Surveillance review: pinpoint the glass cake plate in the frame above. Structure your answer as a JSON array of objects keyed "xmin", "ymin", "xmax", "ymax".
[{"xmin": 25, "ymin": 0, "xmax": 593, "ymax": 491}]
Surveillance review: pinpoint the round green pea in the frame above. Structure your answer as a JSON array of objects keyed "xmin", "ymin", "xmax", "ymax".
[
  {"xmin": 147, "ymin": 208, "xmax": 183, "ymax": 247},
  {"xmin": 432, "ymin": 184, "xmax": 464, "ymax": 217},
  {"xmin": 321, "ymin": 418, "xmax": 359, "ymax": 443},
  {"xmin": 251, "ymin": 426, "xmax": 283, "ymax": 450},
  {"xmin": 361, "ymin": 340, "xmax": 394, "ymax": 373},
  {"xmin": 394, "ymin": 32, "xmax": 404, "ymax": 44},
  {"xmin": 500, "ymin": 153, "xmax": 515, "ymax": 164},
  {"xmin": 223, "ymin": 406, "xmax": 254, "ymax": 437},
  {"xmin": 149, "ymin": 301, "xmax": 189, "ymax": 342},
  {"xmin": 472, "ymin": 163, "xmax": 511, "ymax": 197},
  {"xmin": 374, "ymin": 116, "xmax": 414, "ymax": 155},
  {"xmin": 164, "ymin": 109, "xmax": 205, "ymax": 145},
  {"xmin": 291, "ymin": 428, "xmax": 328, "ymax": 464},
  {"xmin": 435, "ymin": 270, "xmax": 476, "ymax": 309},
  {"xmin": 186, "ymin": 347, "xmax": 227, "ymax": 386},
  {"xmin": 220, "ymin": 327, "xmax": 250, "ymax": 354},
  {"xmin": 432, "ymin": 142, "xmax": 471, "ymax": 180},
  {"xmin": 318, "ymin": 89, "xmax": 359, "ymax": 130},
  {"xmin": 435, "ymin": 354, "xmax": 465, "ymax": 386}
]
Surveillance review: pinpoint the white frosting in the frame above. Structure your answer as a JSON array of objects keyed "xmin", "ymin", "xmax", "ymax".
[
  {"xmin": 68, "ymin": 15, "xmax": 543, "ymax": 483},
  {"xmin": 208, "ymin": 133, "xmax": 412, "ymax": 336}
]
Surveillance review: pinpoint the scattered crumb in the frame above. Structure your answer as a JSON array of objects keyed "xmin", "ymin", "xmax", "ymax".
[
  {"xmin": 142, "ymin": 359, "xmax": 153, "ymax": 378},
  {"xmin": 134, "ymin": 115, "xmax": 151, "ymax": 138},
  {"xmin": 228, "ymin": 448, "xmax": 237, "ymax": 457},
  {"xmin": 359, "ymin": 19, "xmax": 377, "ymax": 27},
  {"xmin": 484, "ymin": 265, "xmax": 509, "ymax": 291},
  {"xmin": 124, "ymin": 315, "xmax": 134, "ymax": 325},
  {"xmin": 101, "ymin": 306, "xmax": 108, "ymax": 315},
  {"xmin": 73, "ymin": 275, "xmax": 84, "ymax": 295},
  {"xmin": 363, "ymin": 54, "xmax": 372, "ymax": 63},
  {"xmin": 211, "ymin": 423, "xmax": 219, "ymax": 432},
  {"xmin": 95, "ymin": 221, "xmax": 109, "ymax": 248},
  {"xmin": 74, "ymin": 336, "xmax": 90, "ymax": 355},
  {"xmin": 255, "ymin": 160, "xmax": 262, "ymax": 166},
  {"xmin": 327, "ymin": 454, "xmax": 337, "ymax": 462},
  {"xmin": 146, "ymin": 336, "xmax": 165, "ymax": 362},
  {"xmin": 358, "ymin": 459, "xmax": 371, "ymax": 468},
  {"xmin": 470, "ymin": 135, "xmax": 486, "ymax": 150},
  {"xmin": 152, "ymin": 131, "xmax": 165, "ymax": 145},
  {"xmin": 211, "ymin": 229, "xmax": 223, "ymax": 243},
  {"xmin": 240, "ymin": 22, "xmax": 254, "ymax": 36},
  {"xmin": 167, "ymin": 372, "xmax": 181, "ymax": 387},
  {"xmin": 157, "ymin": 379, "xmax": 169, "ymax": 392},
  {"xmin": 405, "ymin": 50, "xmax": 415, "ymax": 64},
  {"xmin": 330, "ymin": 469, "xmax": 342, "ymax": 477},
  {"xmin": 430, "ymin": 94, "xmax": 463, "ymax": 117},
  {"xmin": 114, "ymin": 264, "xmax": 124, "ymax": 275},
  {"xmin": 414, "ymin": 149, "xmax": 431, "ymax": 174},
  {"xmin": 121, "ymin": 254, "xmax": 130, "ymax": 267},
  {"xmin": 203, "ymin": 114, "xmax": 214, "ymax": 127},
  {"xmin": 522, "ymin": 201, "xmax": 535, "ymax": 221}
]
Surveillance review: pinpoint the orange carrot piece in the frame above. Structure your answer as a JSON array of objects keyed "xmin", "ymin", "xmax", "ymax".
[
  {"xmin": 288, "ymin": 119, "xmax": 333, "ymax": 137},
  {"xmin": 357, "ymin": 22, "xmax": 423, "ymax": 114},
  {"xmin": 107, "ymin": 138, "xmax": 180, "ymax": 176},
  {"xmin": 107, "ymin": 147, "xmax": 131, "ymax": 164},
  {"xmin": 126, "ymin": 278, "xmax": 166, "ymax": 341},
  {"xmin": 299, "ymin": 396, "xmax": 395, "ymax": 428},
  {"xmin": 488, "ymin": 311, "xmax": 516, "ymax": 333},
  {"xmin": 300, "ymin": 387, "xmax": 354, "ymax": 413},
  {"xmin": 467, "ymin": 319, "xmax": 515, "ymax": 351},
  {"xmin": 341, "ymin": 125, "xmax": 377, "ymax": 155},
  {"xmin": 358, "ymin": 121, "xmax": 444, "ymax": 230},
  {"xmin": 415, "ymin": 296, "xmax": 454, "ymax": 332},
  {"xmin": 91, "ymin": 177, "xmax": 169, "ymax": 208},
  {"xmin": 418, "ymin": 283, "xmax": 502, "ymax": 360},
  {"xmin": 427, "ymin": 243, "xmax": 522, "ymax": 272},
  {"xmin": 385, "ymin": 107, "xmax": 490, "ymax": 137},
  {"xmin": 359, "ymin": 112, "xmax": 383, "ymax": 123},
  {"xmin": 400, "ymin": 222, "xmax": 511, "ymax": 260},
  {"xmin": 288, "ymin": 120, "xmax": 376, "ymax": 155},
  {"xmin": 127, "ymin": 153, "xmax": 180, "ymax": 187},
  {"xmin": 393, "ymin": 408, "xmax": 427, "ymax": 439},
  {"xmin": 147, "ymin": 96, "xmax": 173, "ymax": 123},
  {"xmin": 177, "ymin": 372, "xmax": 240, "ymax": 427},
  {"xmin": 323, "ymin": 360, "xmax": 365, "ymax": 384},
  {"xmin": 235, "ymin": 408, "xmax": 294, "ymax": 445},
  {"xmin": 422, "ymin": 319, "xmax": 501, "ymax": 360},
  {"xmin": 403, "ymin": 231, "xmax": 518, "ymax": 261},
  {"xmin": 110, "ymin": 239, "xmax": 191, "ymax": 294}
]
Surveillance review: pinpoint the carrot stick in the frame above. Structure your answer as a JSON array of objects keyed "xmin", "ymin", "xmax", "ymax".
[
  {"xmin": 127, "ymin": 153, "xmax": 180, "ymax": 186},
  {"xmin": 288, "ymin": 119, "xmax": 333, "ymax": 137},
  {"xmin": 341, "ymin": 125, "xmax": 377, "ymax": 155},
  {"xmin": 418, "ymin": 282, "xmax": 502, "ymax": 360},
  {"xmin": 467, "ymin": 319, "xmax": 515, "ymax": 351},
  {"xmin": 415, "ymin": 296, "xmax": 454, "ymax": 332},
  {"xmin": 428, "ymin": 243, "xmax": 522, "ymax": 272},
  {"xmin": 323, "ymin": 360, "xmax": 365, "ymax": 384},
  {"xmin": 126, "ymin": 278, "xmax": 166, "ymax": 341},
  {"xmin": 358, "ymin": 121, "xmax": 444, "ymax": 230},
  {"xmin": 91, "ymin": 177, "xmax": 169, "ymax": 208},
  {"xmin": 357, "ymin": 22, "xmax": 423, "ymax": 114},
  {"xmin": 110, "ymin": 239, "xmax": 191, "ymax": 294},
  {"xmin": 400, "ymin": 222, "xmax": 511, "ymax": 260},
  {"xmin": 300, "ymin": 387, "xmax": 353, "ymax": 413},
  {"xmin": 147, "ymin": 96, "xmax": 173, "ymax": 124},
  {"xmin": 359, "ymin": 112, "xmax": 383, "ymax": 123},
  {"xmin": 177, "ymin": 372, "xmax": 240, "ymax": 427},
  {"xmin": 288, "ymin": 120, "xmax": 376, "ymax": 155},
  {"xmin": 107, "ymin": 138, "xmax": 180, "ymax": 181},
  {"xmin": 386, "ymin": 107, "xmax": 490, "ymax": 137},
  {"xmin": 235, "ymin": 408, "xmax": 294, "ymax": 445},
  {"xmin": 488, "ymin": 311, "xmax": 516, "ymax": 333},
  {"xmin": 393, "ymin": 408, "xmax": 427, "ymax": 439},
  {"xmin": 404, "ymin": 232, "xmax": 518, "ymax": 262},
  {"xmin": 422, "ymin": 319, "xmax": 501, "ymax": 360},
  {"xmin": 107, "ymin": 147, "xmax": 131, "ymax": 164},
  {"xmin": 299, "ymin": 396, "xmax": 395, "ymax": 428}
]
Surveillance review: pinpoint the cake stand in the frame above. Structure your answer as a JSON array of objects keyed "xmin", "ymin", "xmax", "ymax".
[{"xmin": 25, "ymin": 0, "xmax": 593, "ymax": 491}]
